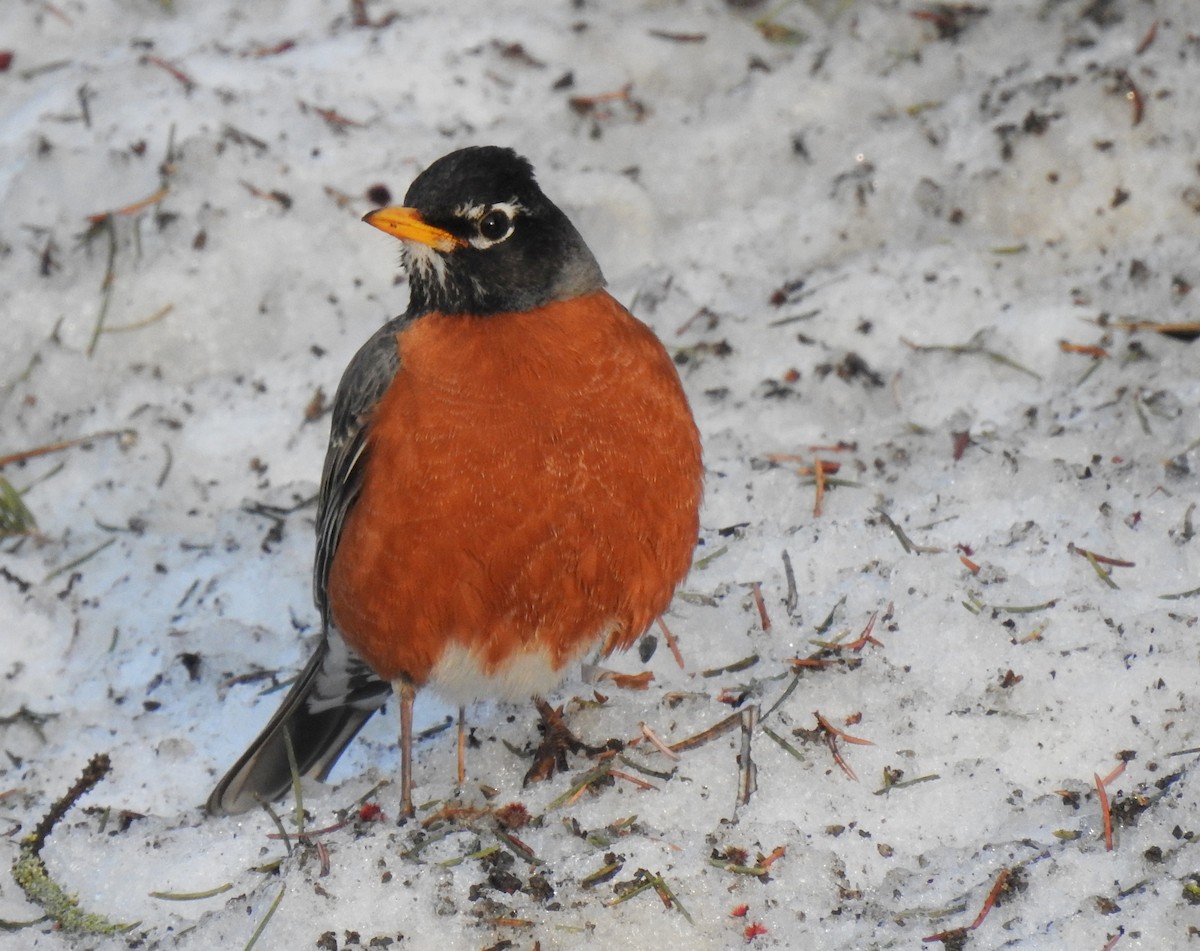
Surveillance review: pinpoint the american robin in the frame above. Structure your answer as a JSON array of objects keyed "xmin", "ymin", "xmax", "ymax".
[{"xmin": 206, "ymin": 146, "xmax": 703, "ymax": 818}]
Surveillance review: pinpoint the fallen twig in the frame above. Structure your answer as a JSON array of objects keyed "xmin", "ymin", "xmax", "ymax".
[
  {"xmin": 876, "ymin": 509, "xmax": 943, "ymax": 554},
  {"xmin": 667, "ymin": 711, "xmax": 741, "ymax": 754},
  {"xmin": 11, "ymin": 754, "xmax": 135, "ymax": 935},
  {"xmin": 0, "ymin": 429, "xmax": 136, "ymax": 470},
  {"xmin": 737, "ymin": 705, "xmax": 758, "ymax": 806}
]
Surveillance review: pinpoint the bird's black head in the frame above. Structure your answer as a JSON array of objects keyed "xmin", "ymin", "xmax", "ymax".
[{"xmin": 363, "ymin": 146, "xmax": 605, "ymax": 317}]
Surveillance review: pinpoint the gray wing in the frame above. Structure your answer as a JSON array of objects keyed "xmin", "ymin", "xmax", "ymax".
[
  {"xmin": 206, "ymin": 315, "xmax": 409, "ymax": 816},
  {"xmin": 313, "ymin": 314, "xmax": 408, "ymax": 625}
]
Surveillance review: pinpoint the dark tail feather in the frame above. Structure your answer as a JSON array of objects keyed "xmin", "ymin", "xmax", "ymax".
[{"xmin": 206, "ymin": 632, "xmax": 390, "ymax": 816}]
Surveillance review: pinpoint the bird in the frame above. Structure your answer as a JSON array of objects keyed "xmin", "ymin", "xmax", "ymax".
[{"xmin": 206, "ymin": 145, "xmax": 703, "ymax": 819}]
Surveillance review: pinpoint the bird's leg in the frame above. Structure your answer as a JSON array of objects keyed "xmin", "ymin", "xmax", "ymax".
[
  {"xmin": 456, "ymin": 705, "xmax": 467, "ymax": 788},
  {"xmin": 523, "ymin": 696, "xmax": 621, "ymax": 786},
  {"xmin": 395, "ymin": 678, "xmax": 416, "ymax": 820}
]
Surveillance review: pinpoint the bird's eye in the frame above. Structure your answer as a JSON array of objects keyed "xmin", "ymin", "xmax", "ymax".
[{"xmin": 478, "ymin": 209, "xmax": 513, "ymax": 242}]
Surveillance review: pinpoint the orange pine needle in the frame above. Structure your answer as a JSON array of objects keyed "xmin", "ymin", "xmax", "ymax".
[
  {"xmin": 969, "ymin": 867, "xmax": 1010, "ymax": 930},
  {"xmin": 639, "ymin": 721, "xmax": 681, "ymax": 760},
  {"xmin": 827, "ymin": 736, "xmax": 856, "ymax": 781},
  {"xmin": 1095, "ymin": 772, "xmax": 1113, "ymax": 851},
  {"xmin": 814, "ymin": 711, "xmax": 873, "ymax": 746},
  {"xmin": 787, "ymin": 657, "xmax": 830, "ymax": 669},
  {"xmin": 1100, "ymin": 760, "xmax": 1127, "ymax": 787},
  {"xmin": 86, "ymin": 185, "xmax": 170, "ymax": 224},
  {"xmin": 569, "ymin": 83, "xmax": 633, "ymax": 110},
  {"xmin": 843, "ymin": 610, "xmax": 883, "ymax": 651},
  {"xmin": 1058, "ymin": 340, "xmax": 1109, "ymax": 358},
  {"xmin": 797, "ymin": 460, "xmax": 843, "ymax": 477},
  {"xmin": 564, "ymin": 783, "xmax": 591, "ymax": 808},
  {"xmin": 308, "ymin": 103, "xmax": 366, "ymax": 130},
  {"xmin": 748, "ymin": 581, "xmax": 771, "ymax": 631},
  {"xmin": 1135, "ymin": 19, "xmax": 1159, "ymax": 54},
  {"xmin": 809, "ymin": 442, "xmax": 855, "ymax": 453},
  {"xmin": 609, "ymin": 769, "xmax": 657, "ymax": 791},
  {"xmin": 813, "ymin": 455, "xmax": 827, "ymax": 517},
  {"xmin": 757, "ymin": 845, "xmax": 786, "ymax": 869},
  {"xmin": 245, "ymin": 39, "xmax": 297, "ymax": 58},
  {"xmin": 656, "ymin": 616, "xmax": 686, "ymax": 669},
  {"xmin": 141, "ymin": 54, "xmax": 195, "ymax": 92},
  {"xmin": 923, "ymin": 928, "xmax": 968, "ymax": 944},
  {"xmin": 959, "ymin": 554, "xmax": 981, "ymax": 573}
]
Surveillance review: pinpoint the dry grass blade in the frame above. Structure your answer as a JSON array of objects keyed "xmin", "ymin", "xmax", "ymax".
[
  {"xmin": 781, "ymin": 549, "xmax": 798, "ymax": 615},
  {"xmin": 42, "ymin": 538, "xmax": 115, "ymax": 583},
  {"xmin": 86, "ymin": 215, "xmax": 118, "ymax": 357},
  {"xmin": 580, "ymin": 856, "xmax": 624, "ymax": 888},
  {"xmin": 902, "ymin": 330, "xmax": 1041, "ymax": 380},
  {"xmin": 700, "ymin": 653, "xmax": 759, "ymax": 677},
  {"xmin": 876, "ymin": 509, "xmax": 913, "ymax": 553},
  {"xmin": 693, "ymin": 544, "xmax": 728, "ymax": 569},
  {"xmin": 103, "ymin": 302, "xmax": 174, "ymax": 335},
  {"xmin": 545, "ymin": 762, "xmax": 614, "ymax": 810},
  {"xmin": 281, "ymin": 727, "xmax": 305, "ymax": 837},
  {"xmin": 242, "ymin": 883, "xmax": 285, "ymax": 951},
  {"xmin": 1159, "ymin": 585, "xmax": 1200, "ymax": 601},
  {"xmin": 149, "ymin": 882, "xmax": 233, "ymax": 901},
  {"xmin": 1079, "ymin": 548, "xmax": 1119, "ymax": 589},
  {"xmin": 761, "ymin": 724, "xmax": 804, "ymax": 761},
  {"xmin": 604, "ymin": 869, "xmax": 693, "ymax": 924}
]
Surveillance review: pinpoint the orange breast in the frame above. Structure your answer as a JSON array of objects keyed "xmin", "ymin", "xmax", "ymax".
[{"xmin": 325, "ymin": 290, "xmax": 702, "ymax": 701}]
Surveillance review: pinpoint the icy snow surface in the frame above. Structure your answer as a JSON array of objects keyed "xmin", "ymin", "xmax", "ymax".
[{"xmin": 2, "ymin": 1, "xmax": 1199, "ymax": 949}]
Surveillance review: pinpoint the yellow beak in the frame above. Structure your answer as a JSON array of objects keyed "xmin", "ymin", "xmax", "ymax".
[{"xmin": 361, "ymin": 206, "xmax": 464, "ymax": 252}]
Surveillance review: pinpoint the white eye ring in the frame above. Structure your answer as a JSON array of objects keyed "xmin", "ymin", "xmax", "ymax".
[{"xmin": 460, "ymin": 201, "xmax": 523, "ymax": 249}]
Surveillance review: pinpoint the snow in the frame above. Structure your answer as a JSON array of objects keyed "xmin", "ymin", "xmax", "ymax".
[{"xmin": 2, "ymin": 1, "xmax": 1199, "ymax": 949}]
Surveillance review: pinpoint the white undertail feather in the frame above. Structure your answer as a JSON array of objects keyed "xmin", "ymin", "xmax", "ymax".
[{"xmin": 428, "ymin": 622, "xmax": 620, "ymax": 705}]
